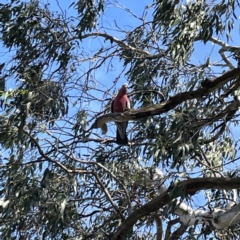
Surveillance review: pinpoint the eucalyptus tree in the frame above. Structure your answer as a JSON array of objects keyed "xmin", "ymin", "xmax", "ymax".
[{"xmin": 0, "ymin": 0, "xmax": 240, "ymax": 239}]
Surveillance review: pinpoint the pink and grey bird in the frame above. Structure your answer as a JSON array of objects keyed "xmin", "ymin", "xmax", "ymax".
[{"xmin": 111, "ymin": 83, "xmax": 130, "ymax": 145}]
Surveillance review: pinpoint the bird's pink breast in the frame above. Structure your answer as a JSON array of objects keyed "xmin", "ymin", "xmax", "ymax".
[{"xmin": 113, "ymin": 95, "xmax": 129, "ymax": 112}]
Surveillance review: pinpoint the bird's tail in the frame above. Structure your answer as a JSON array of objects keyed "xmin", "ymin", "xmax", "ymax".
[{"xmin": 116, "ymin": 129, "xmax": 128, "ymax": 145}]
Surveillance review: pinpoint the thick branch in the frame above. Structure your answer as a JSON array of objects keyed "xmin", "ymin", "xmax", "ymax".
[
  {"xmin": 111, "ymin": 177, "xmax": 240, "ymax": 240},
  {"xmin": 217, "ymin": 203, "xmax": 240, "ymax": 228},
  {"xmin": 92, "ymin": 67, "xmax": 240, "ymax": 131},
  {"xmin": 175, "ymin": 201, "xmax": 240, "ymax": 229}
]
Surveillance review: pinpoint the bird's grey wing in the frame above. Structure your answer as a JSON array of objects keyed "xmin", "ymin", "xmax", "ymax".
[{"xmin": 115, "ymin": 121, "xmax": 127, "ymax": 139}]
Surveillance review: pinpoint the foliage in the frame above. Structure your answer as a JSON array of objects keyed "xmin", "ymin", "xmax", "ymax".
[{"xmin": 0, "ymin": 0, "xmax": 239, "ymax": 239}]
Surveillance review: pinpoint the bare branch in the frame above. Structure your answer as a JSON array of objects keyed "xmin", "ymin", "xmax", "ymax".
[
  {"xmin": 219, "ymin": 49, "xmax": 235, "ymax": 69},
  {"xmin": 73, "ymin": 32, "xmax": 166, "ymax": 59},
  {"xmin": 93, "ymin": 171, "xmax": 125, "ymax": 221},
  {"xmin": 210, "ymin": 37, "xmax": 240, "ymax": 52},
  {"xmin": 210, "ymin": 37, "xmax": 239, "ymax": 69},
  {"xmin": 23, "ymin": 130, "xmax": 90, "ymax": 174}
]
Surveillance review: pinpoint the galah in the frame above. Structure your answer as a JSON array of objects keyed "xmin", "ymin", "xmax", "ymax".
[{"xmin": 111, "ymin": 83, "xmax": 130, "ymax": 145}]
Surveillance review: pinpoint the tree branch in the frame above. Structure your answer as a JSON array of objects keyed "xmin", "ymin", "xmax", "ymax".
[
  {"xmin": 74, "ymin": 31, "xmax": 166, "ymax": 59},
  {"xmin": 93, "ymin": 171, "xmax": 125, "ymax": 221},
  {"xmin": 153, "ymin": 213, "xmax": 163, "ymax": 240},
  {"xmin": 112, "ymin": 177, "xmax": 240, "ymax": 239},
  {"xmin": 91, "ymin": 67, "xmax": 240, "ymax": 132},
  {"xmin": 169, "ymin": 223, "xmax": 188, "ymax": 240},
  {"xmin": 210, "ymin": 37, "xmax": 240, "ymax": 52},
  {"xmin": 23, "ymin": 130, "xmax": 90, "ymax": 174},
  {"xmin": 209, "ymin": 36, "xmax": 240, "ymax": 69},
  {"xmin": 165, "ymin": 218, "xmax": 180, "ymax": 240}
]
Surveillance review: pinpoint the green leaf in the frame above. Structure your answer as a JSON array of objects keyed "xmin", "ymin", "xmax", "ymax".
[{"xmin": 169, "ymin": 184, "xmax": 186, "ymax": 199}]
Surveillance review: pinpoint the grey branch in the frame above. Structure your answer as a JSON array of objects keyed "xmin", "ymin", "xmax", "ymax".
[
  {"xmin": 112, "ymin": 177, "xmax": 240, "ymax": 239},
  {"xmin": 210, "ymin": 36, "xmax": 239, "ymax": 69},
  {"xmin": 210, "ymin": 37, "xmax": 240, "ymax": 51},
  {"xmin": 91, "ymin": 67, "xmax": 240, "ymax": 133}
]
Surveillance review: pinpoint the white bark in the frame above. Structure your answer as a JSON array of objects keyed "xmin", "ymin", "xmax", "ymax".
[
  {"xmin": 145, "ymin": 169, "xmax": 240, "ymax": 230},
  {"xmin": 175, "ymin": 202, "xmax": 212, "ymax": 226},
  {"xmin": 214, "ymin": 204, "xmax": 240, "ymax": 229},
  {"xmin": 175, "ymin": 201, "xmax": 240, "ymax": 229}
]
